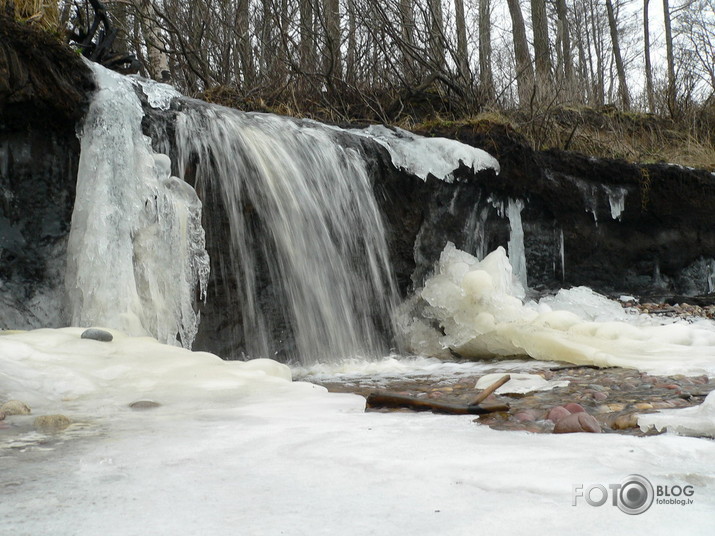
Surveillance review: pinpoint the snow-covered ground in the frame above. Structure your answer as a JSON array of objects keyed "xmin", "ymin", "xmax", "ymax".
[{"xmin": 1, "ymin": 329, "xmax": 714, "ymax": 535}]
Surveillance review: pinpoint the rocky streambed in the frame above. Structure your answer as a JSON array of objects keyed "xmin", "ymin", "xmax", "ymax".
[
  {"xmin": 304, "ymin": 302, "xmax": 715, "ymax": 436},
  {"xmin": 308, "ymin": 362, "xmax": 714, "ymax": 436}
]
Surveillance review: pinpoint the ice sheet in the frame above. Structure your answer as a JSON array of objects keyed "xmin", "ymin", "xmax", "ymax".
[
  {"xmin": 475, "ymin": 372, "xmax": 570, "ymax": 394},
  {"xmin": 639, "ymin": 391, "xmax": 715, "ymax": 438},
  {"xmin": 1, "ymin": 329, "xmax": 713, "ymax": 535}
]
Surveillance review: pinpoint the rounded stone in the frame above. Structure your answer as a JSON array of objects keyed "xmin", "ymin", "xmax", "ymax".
[
  {"xmin": 547, "ymin": 406, "xmax": 571, "ymax": 423},
  {"xmin": 610, "ymin": 413, "xmax": 639, "ymax": 430},
  {"xmin": 0, "ymin": 411, "xmax": 5, "ymax": 421},
  {"xmin": 563, "ymin": 403, "xmax": 586, "ymax": 414},
  {"xmin": 33, "ymin": 415, "xmax": 71, "ymax": 433},
  {"xmin": 81, "ymin": 328, "xmax": 113, "ymax": 342},
  {"xmin": 553, "ymin": 412, "xmax": 601, "ymax": 434},
  {"xmin": 1, "ymin": 400, "xmax": 31, "ymax": 415},
  {"xmin": 129, "ymin": 400, "xmax": 161, "ymax": 410}
]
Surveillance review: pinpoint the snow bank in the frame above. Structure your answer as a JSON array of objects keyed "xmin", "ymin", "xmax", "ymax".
[
  {"xmin": 354, "ymin": 125, "xmax": 500, "ymax": 181},
  {"xmin": 0, "ymin": 328, "xmax": 319, "ymax": 412},
  {"xmin": 401, "ymin": 243, "xmax": 715, "ymax": 376}
]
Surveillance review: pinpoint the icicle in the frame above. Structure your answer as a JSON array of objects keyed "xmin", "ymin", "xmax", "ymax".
[
  {"xmin": 507, "ymin": 198, "xmax": 528, "ymax": 290},
  {"xmin": 605, "ymin": 185, "xmax": 628, "ymax": 221}
]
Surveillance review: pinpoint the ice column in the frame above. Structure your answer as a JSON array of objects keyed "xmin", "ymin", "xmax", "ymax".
[
  {"xmin": 507, "ymin": 199, "xmax": 528, "ymax": 289},
  {"xmin": 66, "ymin": 63, "xmax": 209, "ymax": 348}
]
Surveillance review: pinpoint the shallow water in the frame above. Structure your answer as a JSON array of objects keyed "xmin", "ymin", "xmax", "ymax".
[{"xmin": 296, "ymin": 357, "xmax": 715, "ymax": 436}]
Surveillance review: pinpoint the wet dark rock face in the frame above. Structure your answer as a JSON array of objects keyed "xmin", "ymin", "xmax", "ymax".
[
  {"xmin": 412, "ymin": 122, "xmax": 715, "ymax": 297},
  {"xmin": 0, "ymin": 16, "xmax": 94, "ymax": 328}
]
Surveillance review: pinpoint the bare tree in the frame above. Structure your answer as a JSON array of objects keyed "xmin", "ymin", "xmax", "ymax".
[
  {"xmin": 605, "ymin": 0, "xmax": 630, "ymax": 109},
  {"xmin": 554, "ymin": 0, "xmax": 574, "ymax": 101},
  {"xmin": 453, "ymin": 0, "xmax": 470, "ymax": 83},
  {"xmin": 506, "ymin": 0, "xmax": 535, "ymax": 106},
  {"xmin": 478, "ymin": 0, "xmax": 494, "ymax": 102},
  {"xmin": 663, "ymin": 0, "xmax": 677, "ymax": 115},
  {"xmin": 530, "ymin": 0, "xmax": 553, "ymax": 101},
  {"xmin": 643, "ymin": 0, "xmax": 656, "ymax": 111},
  {"xmin": 427, "ymin": 0, "xmax": 446, "ymax": 72}
]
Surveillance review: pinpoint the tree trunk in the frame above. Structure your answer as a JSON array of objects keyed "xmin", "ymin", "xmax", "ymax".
[
  {"xmin": 606, "ymin": 0, "xmax": 630, "ymax": 110},
  {"xmin": 530, "ymin": 0, "xmax": 553, "ymax": 102},
  {"xmin": 399, "ymin": 0, "xmax": 415, "ymax": 78},
  {"xmin": 428, "ymin": 0, "xmax": 445, "ymax": 72},
  {"xmin": 555, "ymin": 0, "xmax": 574, "ymax": 101},
  {"xmin": 663, "ymin": 0, "xmax": 677, "ymax": 116},
  {"xmin": 643, "ymin": 0, "xmax": 655, "ymax": 112},
  {"xmin": 136, "ymin": 0, "xmax": 170, "ymax": 82},
  {"xmin": 236, "ymin": 0, "xmax": 254, "ymax": 87},
  {"xmin": 454, "ymin": 0, "xmax": 470, "ymax": 82},
  {"xmin": 324, "ymin": 0, "xmax": 342, "ymax": 81},
  {"xmin": 588, "ymin": 0, "xmax": 605, "ymax": 106},
  {"xmin": 506, "ymin": 0, "xmax": 534, "ymax": 106},
  {"xmin": 478, "ymin": 0, "xmax": 494, "ymax": 102}
]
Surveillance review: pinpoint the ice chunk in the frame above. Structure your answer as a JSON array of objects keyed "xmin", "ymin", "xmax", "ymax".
[
  {"xmin": 132, "ymin": 76, "xmax": 182, "ymax": 110},
  {"xmin": 476, "ymin": 372, "xmax": 569, "ymax": 394},
  {"xmin": 353, "ymin": 125, "xmax": 499, "ymax": 182},
  {"xmin": 639, "ymin": 391, "xmax": 715, "ymax": 438},
  {"xmin": 401, "ymin": 243, "xmax": 715, "ymax": 375}
]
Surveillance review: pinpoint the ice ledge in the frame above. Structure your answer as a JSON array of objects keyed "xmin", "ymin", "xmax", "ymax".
[{"xmin": 352, "ymin": 125, "xmax": 500, "ymax": 182}]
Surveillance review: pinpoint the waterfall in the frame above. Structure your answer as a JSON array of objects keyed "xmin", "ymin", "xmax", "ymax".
[
  {"xmin": 66, "ymin": 64, "xmax": 209, "ymax": 348},
  {"xmin": 175, "ymin": 107, "xmax": 397, "ymax": 363}
]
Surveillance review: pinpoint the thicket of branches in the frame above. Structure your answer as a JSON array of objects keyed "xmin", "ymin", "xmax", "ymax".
[{"xmin": 6, "ymin": 0, "xmax": 715, "ymax": 130}]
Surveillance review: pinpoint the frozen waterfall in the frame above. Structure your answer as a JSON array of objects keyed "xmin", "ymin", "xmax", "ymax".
[{"xmin": 66, "ymin": 64, "xmax": 209, "ymax": 348}]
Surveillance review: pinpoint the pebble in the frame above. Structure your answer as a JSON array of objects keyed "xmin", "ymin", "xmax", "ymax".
[
  {"xmin": 0, "ymin": 411, "xmax": 5, "ymax": 421},
  {"xmin": 553, "ymin": 412, "xmax": 601, "ymax": 434},
  {"xmin": 1, "ymin": 400, "xmax": 31, "ymax": 415},
  {"xmin": 129, "ymin": 400, "xmax": 161, "ymax": 410},
  {"xmin": 81, "ymin": 328, "xmax": 114, "ymax": 342},
  {"xmin": 33, "ymin": 415, "xmax": 71, "ymax": 433}
]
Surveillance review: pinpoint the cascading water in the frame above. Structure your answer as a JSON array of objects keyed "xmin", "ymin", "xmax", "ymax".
[
  {"xmin": 66, "ymin": 64, "xmax": 209, "ymax": 348},
  {"xmin": 174, "ymin": 107, "xmax": 397, "ymax": 363}
]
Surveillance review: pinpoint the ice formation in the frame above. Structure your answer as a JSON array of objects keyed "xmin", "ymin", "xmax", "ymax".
[
  {"xmin": 639, "ymin": 391, "xmax": 715, "ymax": 438},
  {"xmin": 354, "ymin": 125, "xmax": 500, "ymax": 182},
  {"xmin": 402, "ymin": 243, "xmax": 715, "ymax": 376},
  {"xmin": 605, "ymin": 185, "xmax": 628, "ymax": 220},
  {"xmin": 131, "ymin": 76, "xmax": 181, "ymax": 111},
  {"xmin": 176, "ymin": 108, "xmax": 396, "ymax": 363},
  {"xmin": 66, "ymin": 64, "xmax": 209, "ymax": 348}
]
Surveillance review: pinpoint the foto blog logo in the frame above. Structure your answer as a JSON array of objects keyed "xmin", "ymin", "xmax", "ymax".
[{"xmin": 573, "ymin": 474, "xmax": 695, "ymax": 515}]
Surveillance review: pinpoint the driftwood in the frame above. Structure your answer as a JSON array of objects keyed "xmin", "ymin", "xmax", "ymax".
[
  {"xmin": 469, "ymin": 374, "xmax": 511, "ymax": 405},
  {"xmin": 366, "ymin": 375, "xmax": 513, "ymax": 415},
  {"xmin": 365, "ymin": 391, "xmax": 509, "ymax": 414}
]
